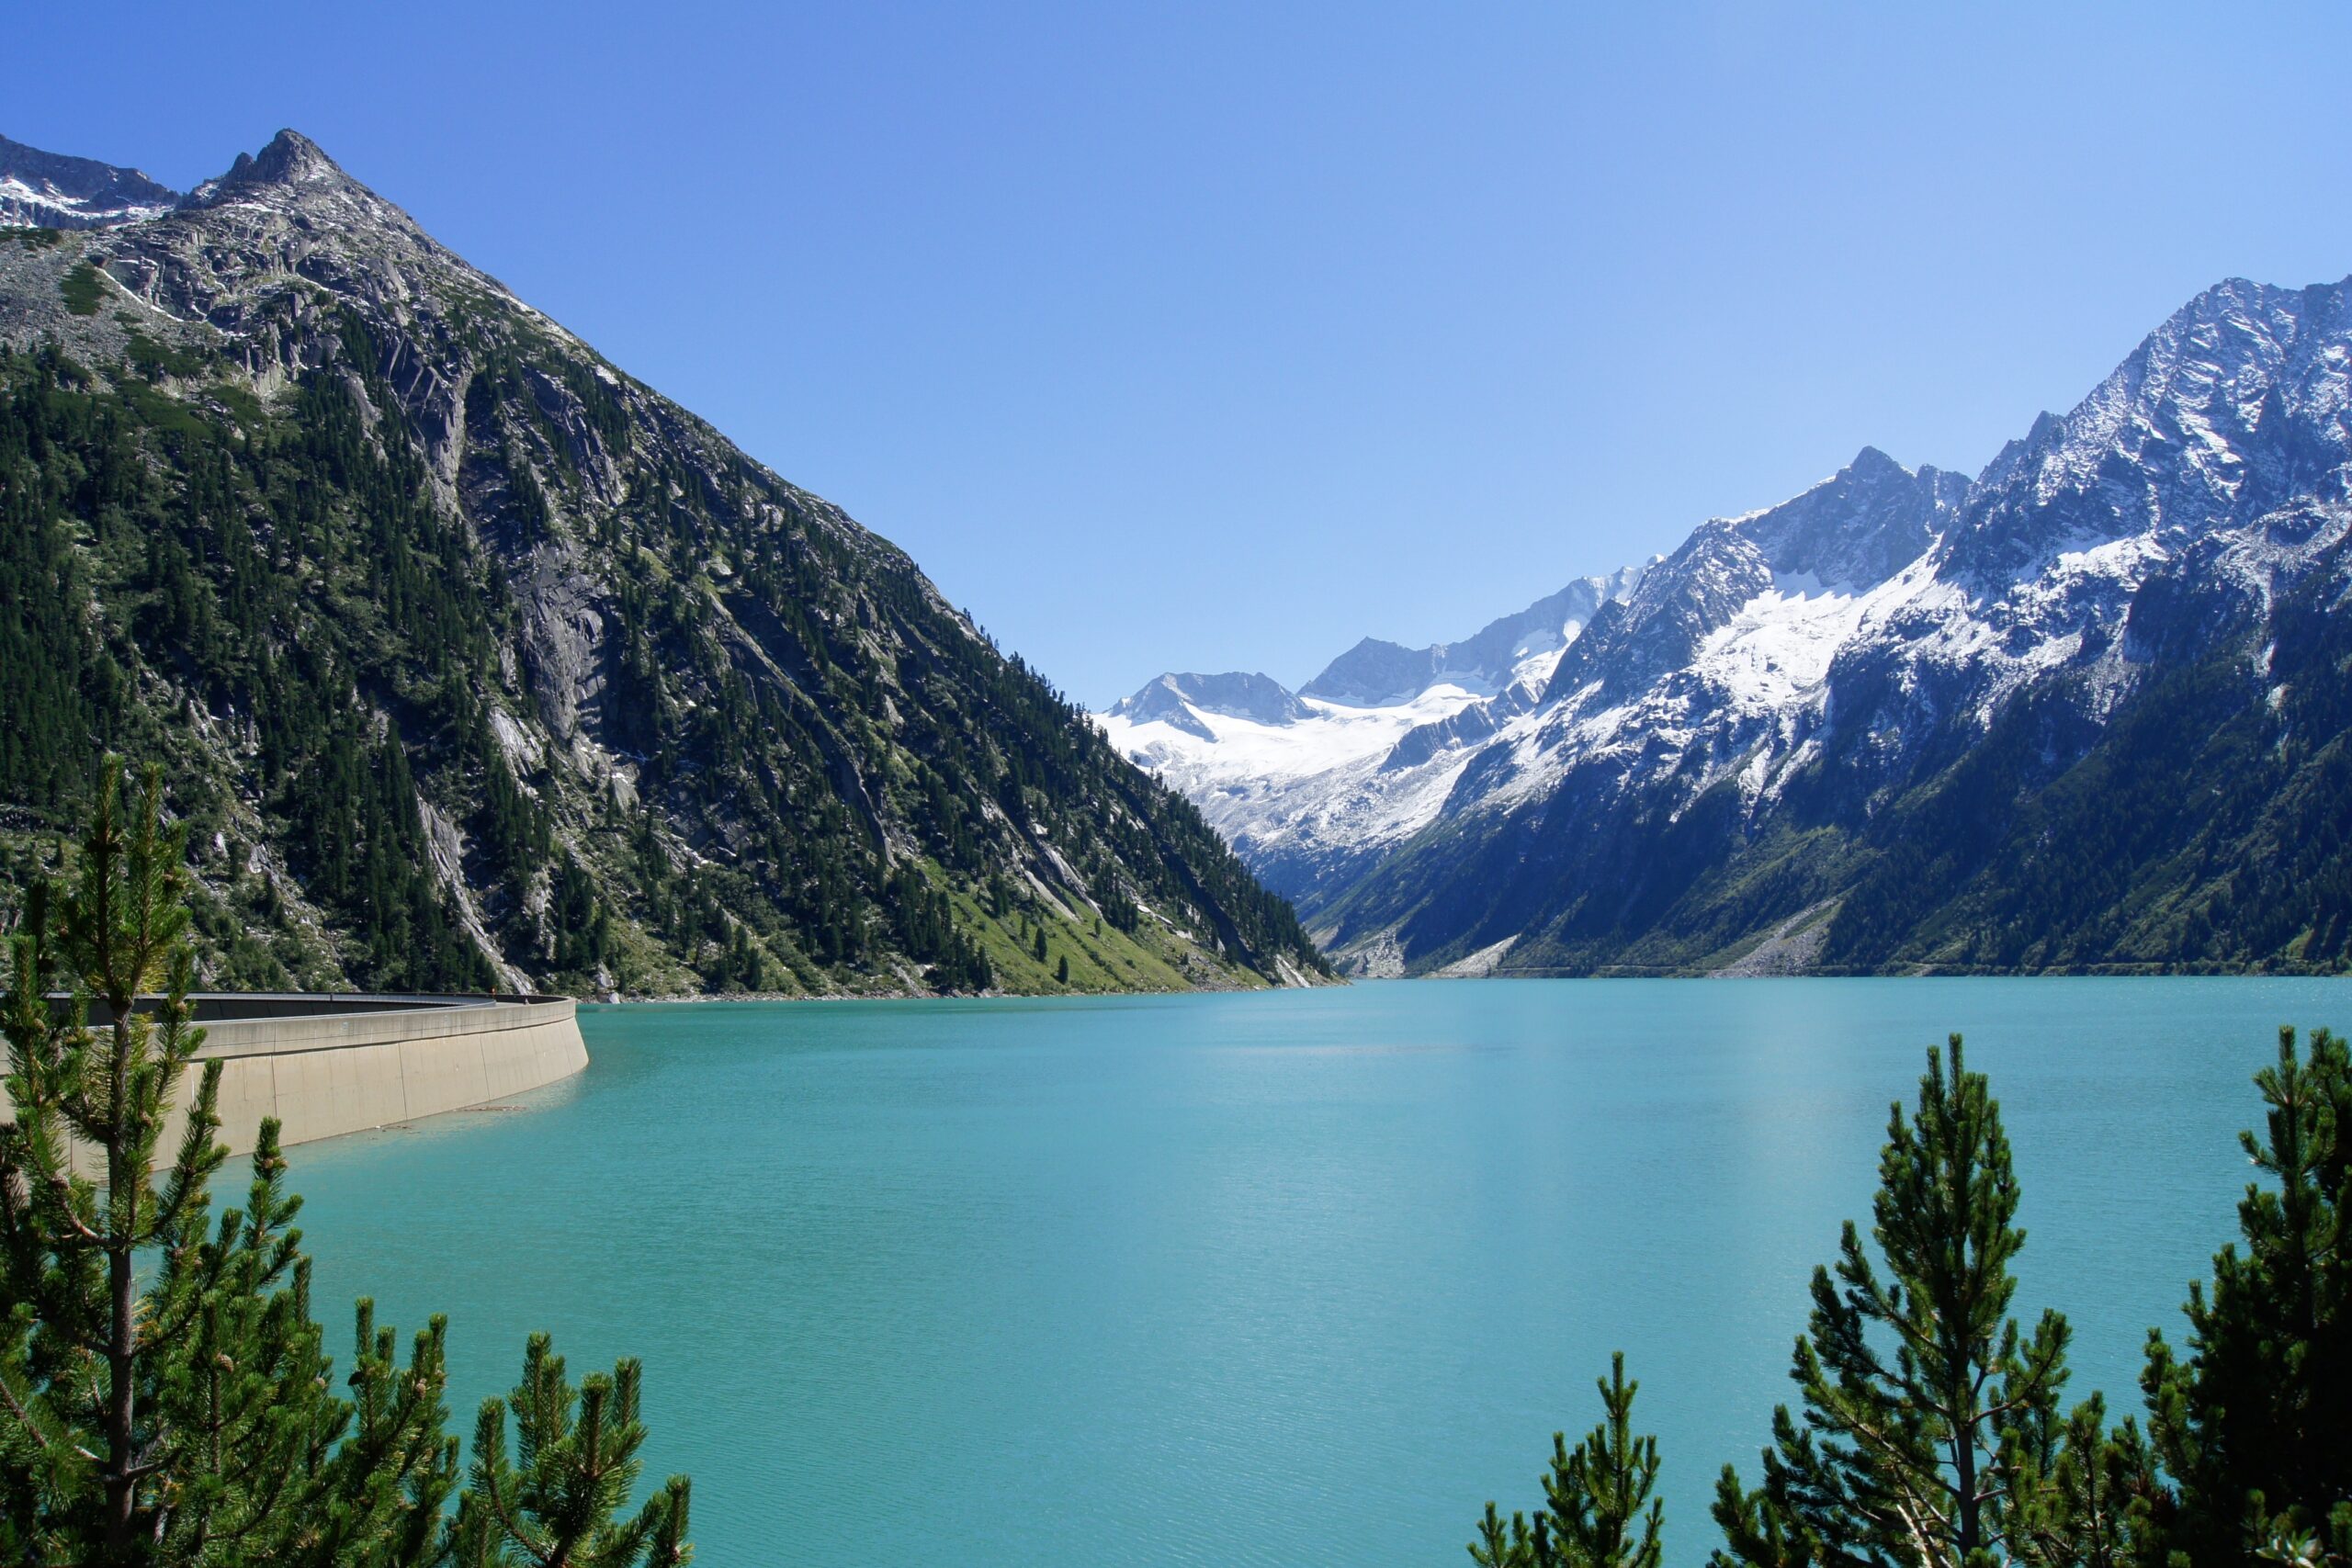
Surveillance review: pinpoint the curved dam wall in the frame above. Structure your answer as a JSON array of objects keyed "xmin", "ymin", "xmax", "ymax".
[{"xmin": 10, "ymin": 994, "xmax": 588, "ymax": 1162}]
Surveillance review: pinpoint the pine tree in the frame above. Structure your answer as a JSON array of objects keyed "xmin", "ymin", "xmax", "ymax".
[
  {"xmin": 2003, "ymin": 1392, "xmax": 2142, "ymax": 1568},
  {"xmin": 0, "ymin": 761, "xmax": 695, "ymax": 1565},
  {"xmin": 450, "ymin": 1334, "xmax": 691, "ymax": 1567},
  {"xmin": 2135, "ymin": 1026, "xmax": 2351, "ymax": 1565},
  {"xmin": 1470, "ymin": 1352, "xmax": 1664, "ymax": 1568},
  {"xmin": 0, "ymin": 761, "xmax": 456, "ymax": 1561},
  {"xmin": 1057, "ymin": 953, "xmax": 1069, "ymax": 986},
  {"xmin": 1464, "ymin": 1031, "xmax": 2352, "ymax": 1568},
  {"xmin": 1033, "ymin": 926, "xmax": 1047, "ymax": 964},
  {"xmin": 1711, "ymin": 1035, "xmax": 2074, "ymax": 1568}
]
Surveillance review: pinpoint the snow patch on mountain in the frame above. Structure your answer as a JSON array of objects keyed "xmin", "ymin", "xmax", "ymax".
[
  {"xmin": 1698, "ymin": 566, "xmax": 1938, "ymax": 718},
  {"xmin": 1096, "ymin": 682, "xmax": 1486, "ymax": 866},
  {"xmin": 1112, "ymin": 270, "xmax": 2352, "ymax": 976},
  {"xmin": 0, "ymin": 134, "xmax": 181, "ymax": 229},
  {"xmin": 1093, "ymin": 567, "xmax": 1648, "ymax": 900}
]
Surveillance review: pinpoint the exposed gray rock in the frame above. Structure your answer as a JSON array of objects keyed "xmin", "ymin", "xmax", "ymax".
[{"xmin": 0, "ymin": 132, "xmax": 180, "ymax": 228}]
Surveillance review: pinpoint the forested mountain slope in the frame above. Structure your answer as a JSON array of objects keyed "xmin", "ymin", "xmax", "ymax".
[{"xmin": 0, "ymin": 130, "xmax": 1326, "ymax": 997}]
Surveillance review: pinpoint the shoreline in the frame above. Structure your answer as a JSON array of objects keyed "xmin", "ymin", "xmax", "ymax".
[{"xmin": 582, "ymin": 966, "xmax": 2352, "ymax": 1007}]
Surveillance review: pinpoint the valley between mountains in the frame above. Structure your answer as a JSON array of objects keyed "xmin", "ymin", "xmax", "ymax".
[
  {"xmin": 1101, "ymin": 277, "xmax": 2352, "ymax": 977},
  {"xmin": 7, "ymin": 127, "xmax": 2347, "ymax": 993},
  {"xmin": 0, "ymin": 130, "xmax": 1327, "ymax": 998}
]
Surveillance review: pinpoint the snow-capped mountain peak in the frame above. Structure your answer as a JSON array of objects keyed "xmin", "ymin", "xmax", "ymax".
[
  {"xmin": 1107, "ymin": 671, "xmax": 1309, "ymax": 737},
  {"xmin": 1094, "ymin": 565, "xmax": 1649, "ymax": 903},
  {"xmin": 1299, "ymin": 565, "xmax": 1645, "ymax": 706},
  {"xmin": 1102, "ymin": 272, "xmax": 2352, "ymax": 977}
]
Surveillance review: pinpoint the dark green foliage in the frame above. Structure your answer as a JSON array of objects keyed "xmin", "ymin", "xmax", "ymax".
[
  {"xmin": 1711, "ymin": 1035, "xmax": 2075, "ymax": 1566},
  {"xmin": 285, "ymin": 711, "xmax": 493, "ymax": 993},
  {"xmin": 0, "ymin": 762, "xmax": 459, "ymax": 1561},
  {"xmin": 1473, "ymin": 1353, "xmax": 1663, "ymax": 1568},
  {"xmin": 2004, "ymin": 1392, "xmax": 2145, "ymax": 1568},
  {"xmin": 125, "ymin": 330, "xmax": 211, "ymax": 380},
  {"xmin": 0, "ymin": 339, "xmax": 503, "ymax": 990},
  {"xmin": 2136, "ymin": 1028, "xmax": 2352, "ymax": 1565},
  {"xmin": 0, "ymin": 349, "xmax": 134, "ymax": 808},
  {"xmin": 59, "ymin": 262, "xmax": 106, "ymax": 315},
  {"xmin": 1102, "ymin": 887, "xmax": 1140, "ymax": 934},
  {"xmin": 550, "ymin": 854, "xmax": 611, "ymax": 980},
  {"xmin": 883, "ymin": 864, "xmax": 991, "ymax": 993},
  {"xmin": 450, "ymin": 1335, "xmax": 690, "ymax": 1568}
]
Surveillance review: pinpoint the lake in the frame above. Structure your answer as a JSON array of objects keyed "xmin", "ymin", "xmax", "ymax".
[{"xmin": 287, "ymin": 976, "xmax": 2349, "ymax": 1564}]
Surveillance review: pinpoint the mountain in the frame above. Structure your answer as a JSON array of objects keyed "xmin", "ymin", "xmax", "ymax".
[
  {"xmin": 1300, "ymin": 565, "xmax": 1646, "ymax": 706},
  {"xmin": 1101, "ymin": 279, "xmax": 2352, "ymax": 976},
  {"xmin": 0, "ymin": 134, "xmax": 181, "ymax": 229},
  {"xmin": 0, "ymin": 129, "xmax": 1328, "ymax": 997},
  {"xmin": 1096, "ymin": 568, "xmax": 1646, "ymax": 908},
  {"xmin": 1107, "ymin": 671, "xmax": 1308, "ymax": 736}
]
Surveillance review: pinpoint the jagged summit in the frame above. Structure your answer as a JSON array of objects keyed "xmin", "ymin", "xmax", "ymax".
[
  {"xmin": 1, "ymin": 128, "xmax": 370, "ymax": 230},
  {"xmin": 196, "ymin": 129, "xmax": 344, "ymax": 195},
  {"xmin": 1110, "ymin": 672, "xmax": 1307, "ymax": 733},
  {"xmin": 172, "ymin": 128, "xmax": 442, "ymax": 254},
  {"xmin": 1730, "ymin": 446, "xmax": 1966, "ymax": 592},
  {"xmin": 1297, "ymin": 566, "xmax": 1646, "ymax": 707},
  {"xmin": 180, "ymin": 129, "xmax": 415, "ymax": 228}
]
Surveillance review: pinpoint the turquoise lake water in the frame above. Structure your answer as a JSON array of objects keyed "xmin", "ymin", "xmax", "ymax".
[{"xmin": 285, "ymin": 977, "xmax": 2349, "ymax": 1564}]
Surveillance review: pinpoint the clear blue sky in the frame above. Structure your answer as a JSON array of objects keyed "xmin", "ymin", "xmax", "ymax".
[{"xmin": 17, "ymin": 2, "xmax": 2352, "ymax": 703}]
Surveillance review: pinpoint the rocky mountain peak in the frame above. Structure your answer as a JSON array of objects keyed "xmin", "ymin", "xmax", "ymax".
[
  {"xmin": 220, "ymin": 129, "xmax": 341, "ymax": 188},
  {"xmin": 1728, "ymin": 446, "xmax": 1963, "ymax": 592},
  {"xmin": 1950, "ymin": 270, "xmax": 2352, "ymax": 592},
  {"xmin": 1111, "ymin": 671, "xmax": 1308, "ymax": 734},
  {"xmin": 186, "ymin": 129, "xmax": 372, "ymax": 211},
  {"xmin": 1296, "ymin": 568, "xmax": 1645, "ymax": 709},
  {"xmin": 1300, "ymin": 637, "xmax": 1437, "ymax": 706}
]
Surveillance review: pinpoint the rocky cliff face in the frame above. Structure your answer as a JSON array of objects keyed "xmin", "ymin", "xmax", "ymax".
[
  {"xmin": 1102, "ymin": 277, "xmax": 2352, "ymax": 976},
  {"xmin": 0, "ymin": 130, "xmax": 1327, "ymax": 997}
]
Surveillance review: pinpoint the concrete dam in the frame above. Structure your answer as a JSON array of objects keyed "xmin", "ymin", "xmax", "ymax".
[{"xmin": 10, "ymin": 992, "xmax": 589, "ymax": 1159}]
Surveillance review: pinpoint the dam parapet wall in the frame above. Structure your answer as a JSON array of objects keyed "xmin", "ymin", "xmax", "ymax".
[{"xmin": 6, "ymin": 993, "xmax": 588, "ymax": 1161}]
